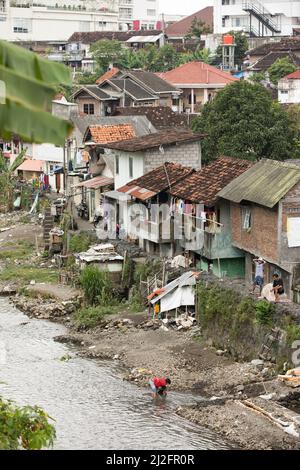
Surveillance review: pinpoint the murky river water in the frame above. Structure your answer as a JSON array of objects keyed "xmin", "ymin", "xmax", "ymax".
[{"xmin": 0, "ymin": 298, "xmax": 229, "ymax": 450}]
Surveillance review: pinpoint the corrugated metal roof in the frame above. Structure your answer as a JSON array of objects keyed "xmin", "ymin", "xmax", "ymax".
[
  {"xmin": 218, "ymin": 159, "xmax": 300, "ymax": 208},
  {"xmin": 117, "ymin": 184, "xmax": 157, "ymax": 201},
  {"xmin": 76, "ymin": 176, "xmax": 113, "ymax": 189}
]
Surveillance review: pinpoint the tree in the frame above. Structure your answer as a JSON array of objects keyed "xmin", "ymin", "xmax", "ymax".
[
  {"xmin": 91, "ymin": 40, "xmax": 123, "ymax": 72},
  {"xmin": 215, "ymin": 31, "xmax": 248, "ymax": 67},
  {"xmin": 0, "ymin": 397, "xmax": 56, "ymax": 450},
  {"xmin": 192, "ymin": 80, "xmax": 298, "ymax": 163},
  {"xmin": 74, "ymin": 71, "xmax": 100, "ymax": 85},
  {"xmin": 268, "ymin": 57, "xmax": 297, "ymax": 85},
  {"xmin": 0, "ymin": 40, "xmax": 72, "ymax": 146},
  {"xmin": 151, "ymin": 44, "xmax": 180, "ymax": 72},
  {"xmin": 180, "ymin": 48, "xmax": 214, "ymax": 65},
  {"xmin": 185, "ymin": 18, "xmax": 212, "ymax": 47},
  {"xmin": 286, "ymin": 104, "xmax": 300, "ymax": 155}
]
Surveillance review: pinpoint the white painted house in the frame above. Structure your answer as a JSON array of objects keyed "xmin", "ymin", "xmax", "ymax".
[
  {"xmin": 213, "ymin": 0, "xmax": 300, "ymax": 37},
  {"xmin": 0, "ymin": 0, "xmax": 118, "ymax": 42},
  {"xmin": 278, "ymin": 70, "xmax": 300, "ymax": 104}
]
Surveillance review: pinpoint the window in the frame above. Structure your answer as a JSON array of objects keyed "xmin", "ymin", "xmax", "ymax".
[
  {"xmin": 147, "ymin": 9, "xmax": 156, "ymax": 17},
  {"xmin": 241, "ymin": 207, "xmax": 252, "ymax": 231},
  {"xmin": 83, "ymin": 103, "xmax": 94, "ymax": 115},
  {"xmin": 115, "ymin": 155, "xmax": 119, "ymax": 175},
  {"xmin": 13, "ymin": 18, "xmax": 32, "ymax": 33},
  {"xmin": 129, "ymin": 157, "xmax": 133, "ymax": 179}
]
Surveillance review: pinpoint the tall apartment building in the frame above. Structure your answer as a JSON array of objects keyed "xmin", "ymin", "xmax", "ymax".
[
  {"xmin": 214, "ymin": 0, "xmax": 300, "ymax": 37},
  {"xmin": 0, "ymin": 1, "xmax": 119, "ymax": 41},
  {"xmin": 118, "ymin": 0, "xmax": 160, "ymax": 31}
]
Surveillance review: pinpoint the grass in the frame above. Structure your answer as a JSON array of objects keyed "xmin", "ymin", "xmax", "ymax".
[
  {"xmin": 0, "ymin": 241, "xmax": 35, "ymax": 261},
  {"xmin": 0, "ymin": 265, "xmax": 59, "ymax": 285},
  {"xmin": 74, "ymin": 305, "xmax": 119, "ymax": 329}
]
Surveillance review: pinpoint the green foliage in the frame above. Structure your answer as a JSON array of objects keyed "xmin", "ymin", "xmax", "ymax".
[
  {"xmin": 0, "ymin": 398, "xmax": 55, "ymax": 450},
  {"xmin": 255, "ymin": 300, "xmax": 275, "ymax": 325},
  {"xmin": 284, "ymin": 323, "xmax": 300, "ymax": 346},
  {"xmin": 268, "ymin": 57, "xmax": 297, "ymax": 85},
  {"xmin": 152, "ymin": 44, "xmax": 180, "ymax": 72},
  {"xmin": 133, "ymin": 258, "xmax": 163, "ymax": 284},
  {"xmin": 80, "ymin": 265, "xmax": 113, "ymax": 305},
  {"xmin": 285, "ymin": 104, "xmax": 300, "ymax": 154},
  {"xmin": 91, "ymin": 40, "xmax": 123, "ymax": 71},
  {"xmin": 128, "ymin": 288, "xmax": 144, "ymax": 313},
  {"xmin": 74, "ymin": 305, "xmax": 117, "ymax": 329},
  {"xmin": 250, "ymin": 71, "xmax": 266, "ymax": 83},
  {"xmin": 0, "ymin": 40, "xmax": 72, "ymax": 145},
  {"xmin": 180, "ymin": 48, "xmax": 214, "ymax": 65},
  {"xmin": 192, "ymin": 80, "xmax": 298, "ymax": 163},
  {"xmin": 185, "ymin": 17, "xmax": 212, "ymax": 39},
  {"xmin": 0, "ymin": 241, "xmax": 34, "ymax": 260},
  {"xmin": 215, "ymin": 31, "xmax": 248, "ymax": 67},
  {"xmin": 68, "ymin": 233, "xmax": 91, "ymax": 253}
]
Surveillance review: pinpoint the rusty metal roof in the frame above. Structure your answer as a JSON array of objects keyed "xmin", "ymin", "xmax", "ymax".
[
  {"xmin": 218, "ymin": 159, "xmax": 300, "ymax": 208},
  {"xmin": 76, "ymin": 176, "xmax": 113, "ymax": 189},
  {"xmin": 117, "ymin": 185, "xmax": 157, "ymax": 201}
]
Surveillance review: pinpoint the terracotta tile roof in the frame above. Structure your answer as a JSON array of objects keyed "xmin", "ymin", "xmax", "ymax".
[
  {"xmin": 117, "ymin": 162, "xmax": 194, "ymax": 200},
  {"xmin": 83, "ymin": 124, "xmax": 135, "ymax": 144},
  {"xmin": 114, "ymin": 106, "xmax": 190, "ymax": 130},
  {"xmin": 96, "ymin": 67, "xmax": 120, "ymax": 85},
  {"xmin": 165, "ymin": 7, "xmax": 213, "ymax": 38},
  {"xmin": 159, "ymin": 61, "xmax": 238, "ymax": 86},
  {"xmin": 101, "ymin": 129, "xmax": 205, "ymax": 152},
  {"xmin": 170, "ymin": 156, "xmax": 253, "ymax": 206},
  {"xmin": 284, "ymin": 70, "xmax": 300, "ymax": 80}
]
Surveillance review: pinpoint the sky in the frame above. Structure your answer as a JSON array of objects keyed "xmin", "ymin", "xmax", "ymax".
[{"xmin": 159, "ymin": 0, "xmax": 213, "ymax": 15}]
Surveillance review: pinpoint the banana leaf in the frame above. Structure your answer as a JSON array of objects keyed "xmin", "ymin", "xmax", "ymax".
[
  {"xmin": 0, "ymin": 40, "xmax": 73, "ymax": 145},
  {"xmin": 1, "ymin": 100, "xmax": 72, "ymax": 146}
]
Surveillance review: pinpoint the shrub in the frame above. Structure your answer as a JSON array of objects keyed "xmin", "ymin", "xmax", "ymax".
[
  {"xmin": 285, "ymin": 323, "xmax": 300, "ymax": 346},
  {"xmin": 69, "ymin": 233, "xmax": 91, "ymax": 253},
  {"xmin": 74, "ymin": 305, "xmax": 117, "ymax": 329},
  {"xmin": 0, "ymin": 398, "xmax": 56, "ymax": 450},
  {"xmin": 79, "ymin": 265, "xmax": 112, "ymax": 305},
  {"xmin": 255, "ymin": 300, "xmax": 275, "ymax": 326}
]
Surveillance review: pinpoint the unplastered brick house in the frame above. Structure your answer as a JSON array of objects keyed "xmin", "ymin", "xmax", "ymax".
[{"xmin": 218, "ymin": 159, "xmax": 300, "ymax": 300}]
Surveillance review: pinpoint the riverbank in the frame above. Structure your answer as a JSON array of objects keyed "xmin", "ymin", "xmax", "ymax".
[
  {"xmin": 9, "ymin": 293, "xmax": 300, "ymax": 450},
  {"xmin": 1, "ymin": 214, "xmax": 300, "ymax": 450}
]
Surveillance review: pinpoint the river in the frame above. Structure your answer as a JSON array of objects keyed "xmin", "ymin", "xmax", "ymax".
[{"xmin": 0, "ymin": 298, "xmax": 229, "ymax": 450}]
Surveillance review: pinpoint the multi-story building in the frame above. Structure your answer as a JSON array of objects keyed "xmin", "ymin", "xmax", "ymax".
[
  {"xmin": 213, "ymin": 0, "xmax": 300, "ymax": 37},
  {"xmin": 0, "ymin": 1, "xmax": 119, "ymax": 42},
  {"xmin": 118, "ymin": 0, "xmax": 159, "ymax": 31}
]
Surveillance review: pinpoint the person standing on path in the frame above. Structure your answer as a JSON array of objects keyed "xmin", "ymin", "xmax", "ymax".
[{"xmin": 252, "ymin": 257, "xmax": 266, "ymax": 295}]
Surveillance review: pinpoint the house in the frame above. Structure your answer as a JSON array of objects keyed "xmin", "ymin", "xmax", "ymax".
[
  {"xmin": 98, "ymin": 70, "xmax": 182, "ymax": 110},
  {"xmin": 78, "ymin": 123, "xmax": 137, "ymax": 222},
  {"xmin": 72, "ymin": 85, "xmax": 120, "ymax": 117},
  {"xmin": 16, "ymin": 158, "xmax": 44, "ymax": 182},
  {"xmin": 73, "ymin": 69, "xmax": 181, "ymax": 115},
  {"xmin": 101, "ymin": 129, "xmax": 203, "ymax": 190},
  {"xmin": 249, "ymin": 51, "xmax": 300, "ymax": 76},
  {"xmin": 165, "ymin": 6, "xmax": 213, "ymax": 53},
  {"xmin": 278, "ymin": 70, "xmax": 300, "ymax": 104},
  {"xmin": 218, "ymin": 159, "xmax": 300, "ymax": 298},
  {"xmin": 158, "ymin": 61, "xmax": 238, "ymax": 113},
  {"xmin": 110, "ymin": 162, "xmax": 195, "ymax": 256},
  {"xmin": 169, "ymin": 156, "xmax": 253, "ymax": 277}
]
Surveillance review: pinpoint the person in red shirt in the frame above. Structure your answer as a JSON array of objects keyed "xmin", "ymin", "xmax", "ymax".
[{"xmin": 149, "ymin": 377, "xmax": 171, "ymax": 399}]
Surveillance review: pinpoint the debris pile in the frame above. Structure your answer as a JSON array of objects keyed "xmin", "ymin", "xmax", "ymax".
[{"xmin": 13, "ymin": 296, "xmax": 80, "ymax": 320}]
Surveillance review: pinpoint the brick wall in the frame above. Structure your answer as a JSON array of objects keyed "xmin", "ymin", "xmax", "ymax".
[
  {"xmin": 144, "ymin": 141, "xmax": 201, "ymax": 173},
  {"xmin": 231, "ymin": 202, "xmax": 279, "ymax": 264}
]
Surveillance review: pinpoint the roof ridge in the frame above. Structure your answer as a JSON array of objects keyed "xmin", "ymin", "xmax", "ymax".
[{"xmin": 260, "ymin": 158, "xmax": 300, "ymax": 170}]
